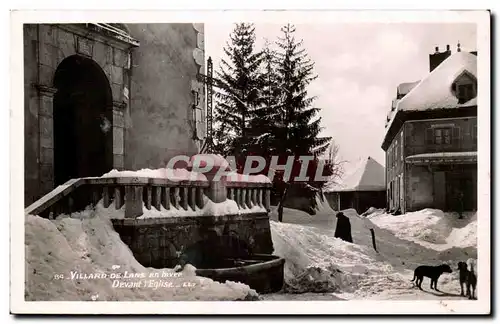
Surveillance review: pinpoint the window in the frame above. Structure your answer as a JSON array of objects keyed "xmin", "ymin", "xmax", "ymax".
[
  {"xmin": 451, "ymin": 71, "xmax": 477, "ymax": 104},
  {"xmin": 457, "ymin": 83, "xmax": 475, "ymax": 104},
  {"xmin": 435, "ymin": 129, "xmax": 442, "ymax": 144},
  {"xmin": 394, "ymin": 140, "xmax": 398, "ymax": 166},
  {"xmin": 400, "ymin": 133, "xmax": 404, "ymax": 161},
  {"xmin": 473, "ymin": 124, "xmax": 477, "ymax": 144},
  {"xmin": 434, "ymin": 128, "xmax": 452, "ymax": 145}
]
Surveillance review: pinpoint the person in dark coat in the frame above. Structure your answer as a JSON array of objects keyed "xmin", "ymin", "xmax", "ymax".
[{"xmin": 334, "ymin": 212, "xmax": 353, "ymax": 243}]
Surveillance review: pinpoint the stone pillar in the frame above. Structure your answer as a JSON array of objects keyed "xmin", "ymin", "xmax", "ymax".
[
  {"xmin": 36, "ymin": 84, "xmax": 57, "ymax": 196},
  {"xmin": 205, "ymin": 170, "xmax": 227, "ymax": 203},
  {"xmin": 112, "ymin": 101, "xmax": 126, "ymax": 170},
  {"xmin": 125, "ymin": 186, "xmax": 144, "ymax": 218}
]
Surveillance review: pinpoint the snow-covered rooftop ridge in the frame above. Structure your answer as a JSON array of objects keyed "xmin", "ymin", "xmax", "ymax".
[
  {"xmin": 325, "ymin": 156, "xmax": 385, "ymax": 192},
  {"xmin": 396, "ymin": 51, "xmax": 477, "ymax": 112}
]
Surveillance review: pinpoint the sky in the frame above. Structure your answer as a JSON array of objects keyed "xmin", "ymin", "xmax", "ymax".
[{"xmin": 205, "ymin": 23, "xmax": 477, "ymax": 171}]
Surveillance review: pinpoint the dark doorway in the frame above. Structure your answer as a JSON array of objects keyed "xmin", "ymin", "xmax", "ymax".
[
  {"xmin": 433, "ymin": 171, "xmax": 446, "ymax": 210},
  {"xmin": 53, "ymin": 55, "xmax": 113, "ymax": 186}
]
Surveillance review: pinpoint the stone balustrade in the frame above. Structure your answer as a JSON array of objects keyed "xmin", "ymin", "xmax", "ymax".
[{"xmin": 25, "ymin": 174, "xmax": 272, "ymax": 219}]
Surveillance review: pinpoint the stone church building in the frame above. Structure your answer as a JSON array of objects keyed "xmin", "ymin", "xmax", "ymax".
[{"xmin": 24, "ymin": 23, "xmax": 206, "ymax": 206}]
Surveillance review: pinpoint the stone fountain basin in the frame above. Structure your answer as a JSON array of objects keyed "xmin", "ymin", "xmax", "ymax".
[{"xmin": 194, "ymin": 254, "xmax": 285, "ymax": 294}]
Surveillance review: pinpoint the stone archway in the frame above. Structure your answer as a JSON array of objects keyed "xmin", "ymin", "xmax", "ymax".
[{"xmin": 53, "ymin": 54, "xmax": 113, "ymax": 185}]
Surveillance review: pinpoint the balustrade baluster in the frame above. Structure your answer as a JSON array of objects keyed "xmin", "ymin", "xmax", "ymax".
[
  {"xmin": 163, "ymin": 187, "xmax": 171, "ymax": 210},
  {"xmin": 145, "ymin": 186, "xmax": 152, "ymax": 210}
]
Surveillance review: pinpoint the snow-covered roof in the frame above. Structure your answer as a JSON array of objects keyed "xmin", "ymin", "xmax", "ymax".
[
  {"xmin": 382, "ymin": 51, "xmax": 477, "ymax": 148},
  {"xmin": 396, "ymin": 51, "xmax": 477, "ymax": 112},
  {"xmin": 326, "ymin": 156, "xmax": 385, "ymax": 192},
  {"xmin": 397, "ymin": 80, "xmax": 420, "ymax": 97}
]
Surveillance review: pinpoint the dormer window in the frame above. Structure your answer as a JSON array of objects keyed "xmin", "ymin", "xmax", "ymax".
[
  {"xmin": 457, "ymin": 83, "xmax": 474, "ymax": 104},
  {"xmin": 451, "ymin": 71, "xmax": 477, "ymax": 104}
]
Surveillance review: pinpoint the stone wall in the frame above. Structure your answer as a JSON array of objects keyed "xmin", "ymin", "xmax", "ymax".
[
  {"xmin": 126, "ymin": 24, "xmax": 204, "ymax": 171},
  {"xmin": 111, "ymin": 213, "xmax": 274, "ymax": 269}
]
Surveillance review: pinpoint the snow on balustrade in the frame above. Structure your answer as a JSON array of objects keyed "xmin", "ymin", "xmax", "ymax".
[
  {"xmin": 102, "ymin": 167, "xmax": 208, "ymax": 182},
  {"xmin": 26, "ymin": 154, "xmax": 273, "ymax": 220}
]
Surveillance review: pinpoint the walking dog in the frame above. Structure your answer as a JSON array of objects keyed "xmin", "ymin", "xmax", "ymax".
[
  {"xmin": 411, "ymin": 264, "xmax": 453, "ymax": 291},
  {"xmin": 458, "ymin": 259, "xmax": 477, "ymax": 299}
]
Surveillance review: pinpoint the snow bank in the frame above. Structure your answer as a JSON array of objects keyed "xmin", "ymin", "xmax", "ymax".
[
  {"xmin": 269, "ymin": 206, "xmax": 477, "ymax": 299},
  {"xmin": 25, "ymin": 209, "xmax": 259, "ymax": 301},
  {"xmin": 270, "ymin": 220, "xmax": 382, "ymax": 294},
  {"xmin": 369, "ymin": 209, "xmax": 477, "ymax": 249},
  {"xmin": 102, "ymin": 168, "xmax": 207, "ymax": 182},
  {"xmin": 446, "ymin": 214, "xmax": 477, "ymax": 248},
  {"xmin": 315, "ymin": 193, "xmax": 336, "ymax": 214},
  {"xmin": 370, "ymin": 209, "xmax": 451, "ymax": 244}
]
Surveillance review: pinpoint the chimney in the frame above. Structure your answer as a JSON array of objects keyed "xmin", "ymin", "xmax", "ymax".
[{"xmin": 429, "ymin": 45, "xmax": 452, "ymax": 72}]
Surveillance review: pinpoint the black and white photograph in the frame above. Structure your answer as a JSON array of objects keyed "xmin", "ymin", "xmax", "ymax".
[{"xmin": 9, "ymin": 9, "xmax": 491, "ymax": 315}]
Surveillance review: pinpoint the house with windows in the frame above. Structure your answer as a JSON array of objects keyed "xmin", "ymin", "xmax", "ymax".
[{"xmin": 382, "ymin": 44, "xmax": 477, "ymax": 213}]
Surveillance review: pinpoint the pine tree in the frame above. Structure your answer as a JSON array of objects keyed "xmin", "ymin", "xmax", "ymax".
[
  {"xmin": 273, "ymin": 24, "xmax": 333, "ymax": 221},
  {"xmin": 247, "ymin": 39, "xmax": 281, "ymax": 156},
  {"xmin": 213, "ymin": 23, "xmax": 263, "ymax": 165},
  {"xmin": 275, "ymin": 24, "xmax": 331, "ymax": 157}
]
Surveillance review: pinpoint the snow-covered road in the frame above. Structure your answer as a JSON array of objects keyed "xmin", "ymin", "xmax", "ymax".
[{"xmin": 266, "ymin": 202, "xmax": 477, "ymax": 301}]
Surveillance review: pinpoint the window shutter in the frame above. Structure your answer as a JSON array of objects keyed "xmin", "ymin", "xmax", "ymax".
[
  {"xmin": 453, "ymin": 126, "xmax": 461, "ymax": 145},
  {"xmin": 425, "ymin": 128, "xmax": 434, "ymax": 145}
]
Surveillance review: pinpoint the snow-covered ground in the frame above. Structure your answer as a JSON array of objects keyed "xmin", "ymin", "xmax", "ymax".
[
  {"xmin": 25, "ymin": 187, "xmax": 477, "ymax": 302},
  {"xmin": 267, "ymin": 204, "xmax": 477, "ymax": 300},
  {"xmin": 25, "ymin": 203, "xmax": 259, "ymax": 301}
]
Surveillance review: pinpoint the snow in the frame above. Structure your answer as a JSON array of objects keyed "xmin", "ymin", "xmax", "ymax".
[
  {"xmin": 369, "ymin": 209, "xmax": 477, "ymax": 251},
  {"xmin": 406, "ymin": 151, "xmax": 477, "ymax": 162},
  {"xmin": 315, "ymin": 193, "xmax": 336, "ymax": 214},
  {"xmin": 25, "ymin": 208, "xmax": 259, "ymax": 301},
  {"xmin": 226, "ymin": 171, "xmax": 272, "ymax": 183},
  {"xmin": 101, "ymin": 168, "xmax": 208, "ymax": 182},
  {"xmin": 266, "ymin": 206, "xmax": 477, "ymax": 300},
  {"xmin": 188, "ymin": 153, "xmax": 232, "ymax": 170},
  {"xmin": 396, "ymin": 51, "xmax": 477, "ymax": 112},
  {"xmin": 397, "ymin": 80, "xmax": 420, "ymax": 97},
  {"xmin": 326, "ymin": 156, "xmax": 385, "ymax": 192}
]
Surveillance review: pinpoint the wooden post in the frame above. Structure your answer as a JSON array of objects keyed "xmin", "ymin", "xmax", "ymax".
[{"xmin": 370, "ymin": 228, "xmax": 378, "ymax": 252}]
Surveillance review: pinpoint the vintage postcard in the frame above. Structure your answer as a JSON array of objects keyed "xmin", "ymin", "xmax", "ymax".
[{"xmin": 10, "ymin": 9, "xmax": 491, "ymax": 315}]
